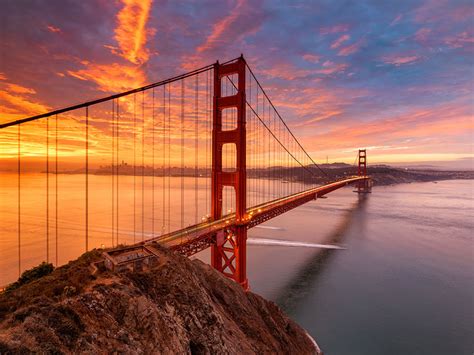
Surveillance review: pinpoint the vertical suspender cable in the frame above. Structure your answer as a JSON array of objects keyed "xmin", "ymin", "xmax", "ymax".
[
  {"xmin": 85, "ymin": 106, "xmax": 89, "ymax": 252},
  {"xmin": 206, "ymin": 70, "xmax": 212, "ymax": 218},
  {"xmin": 142, "ymin": 91, "xmax": 145, "ymax": 241},
  {"xmin": 181, "ymin": 79, "xmax": 185, "ymax": 230},
  {"xmin": 17, "ymin": 124, "xmax": 21, "ymax": 277},
  {"xmin": 55, "ymin": 114, "xmax": 58, "ymax": 265},
  {"xmin": 46, "ymin": 116, "xmax": 49, "ymax": 261},
  {"xmin": 152, "ymin": 88, "xmax": 155, "ymax": 236},
  {"xmin": 205, "ymin": 70, "xmax": 209, "ymax": 216},
  {"xmin": 133, "ymin": 94, "xmax": 136, "ymax": 242},
  {"xmin": 167, "ymin": 85, "xmax": 171, "ymax": 234},
  {"xmin": 162, "ymin": 86, "xmax": 165, "ymax": 233},
  {"xmin": 111, "ymin": 100, "xmax": 115, "ymax": 247},
  {"xmin": 195, "ymin": 74, "xmax": 199, "ymax": 225},
  {"xmin": 116, "ymin": 100, "xmax": 120, "ymax": 245}
]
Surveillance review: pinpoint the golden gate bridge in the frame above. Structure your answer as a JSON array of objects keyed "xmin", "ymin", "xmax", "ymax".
[{"xmin": 0, "ymin": 56, "xmax": 371, "ymax": 289}]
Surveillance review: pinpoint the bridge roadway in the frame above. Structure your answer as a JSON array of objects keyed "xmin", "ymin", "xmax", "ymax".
[{"xmin": 144, "ymin": 176, "xmax": 370, "ymax": 256}]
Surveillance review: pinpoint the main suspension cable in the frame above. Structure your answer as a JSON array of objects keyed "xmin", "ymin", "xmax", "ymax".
[{"xmin": 245, "ymin": 64, "xmax": 329, "ymax": 178}]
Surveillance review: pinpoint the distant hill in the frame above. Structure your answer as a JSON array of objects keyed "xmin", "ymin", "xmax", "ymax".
[{"xmin": 316, "ymin": 162, "xmax": 352, "ymax": 169}]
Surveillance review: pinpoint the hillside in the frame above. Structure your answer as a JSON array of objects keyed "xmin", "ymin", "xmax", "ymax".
[{"xmin": 0, "ymin": 244, "xmax": 320, "ymax": 354}]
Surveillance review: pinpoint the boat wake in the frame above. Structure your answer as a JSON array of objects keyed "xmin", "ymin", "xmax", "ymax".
[{"xmin": 247, "ymin": 237, "xmax": 345, "ymax": 250}]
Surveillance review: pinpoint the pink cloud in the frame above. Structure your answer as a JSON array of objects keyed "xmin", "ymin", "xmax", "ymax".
[
  {"xmin": 316, "ymin": 61, "xmax": 348, "ymax": 75},
  {"xmin": 319, "ymin": 24, "xmax": 349, "ymax": 35},
  {"xmin": 47, "ymin": 25, "xmax": 61, "ymax": 33},
  {"xmin": 182, "ymin": 0, "xmax": 265, "ymax": 70},
  {"xmin": 390, "ymin": 14, "xmax": 403, "ymax": 26},
  {"xmin": 330, "ymin": 34, "xmax": 350, "ymax": 49},
  {"xmin": 302, "ymin": 54, "xmax": 321, "ymax": 63},
  {"xmin": 414, "ymin": 0, "xmax": 473, "ymax": 24},
  {"xmin": 259, "ymin": 62, "xmax": 313, "ymax": 80},
  {"xmin": 197, "ymin": 0, "xmax": 243, "ymax": 53},
  {"xmin": 414, "ymin": 28, "xmax": 432, "ymax": 42},
  {"xmin": 338, "ymin": 39, "xmax": 364, "ymax": 56},
  {"xmin": 382, "ymin": 54, "xmax": 421, "ymax": 66},
  {"xmin": 303, "ymin": 99, "xmax": 473, "ymax": 152},
  {"xmin": 445, "ymin": 31, "xmax": 474, "ymax": 50}
]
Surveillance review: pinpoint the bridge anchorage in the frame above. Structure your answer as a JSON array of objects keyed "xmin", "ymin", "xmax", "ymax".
[{"xmin": 1, "ymin": 54, "xmax": 371, "ymax": 290}]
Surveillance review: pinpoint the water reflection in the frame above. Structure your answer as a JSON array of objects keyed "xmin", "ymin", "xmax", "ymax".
[{"xmin": 275, "ymin": 194, "xmax": 368, "ymax": 313}]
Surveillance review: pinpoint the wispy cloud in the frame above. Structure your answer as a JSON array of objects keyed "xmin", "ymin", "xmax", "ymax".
[
  {"xmin": 197, "ymin": 0, "xmax": 246, "ymax": 53},
  {"xmin": 47, "ymin": 25, "xmax": 61, "ymax": 33},
  {"xmin": 390, "ymin": 14, "xmax": 403, "ymax": 26},
  {"xmin": 68, "ymin": 0, "xmax": 153, "ymax": 93},
  {"xmin": 338, "ymin": 39, "xmax": 364, "ymax": 56},
  {"xmin": 320, "ymin": 24, "xmax": 349, "ymax": 35},
  {"xmin": 113, "ymin": 0, "xmax": 154, "ymax": 64},
  {"xmin": 67, "ymin": 63, "xmax": 146, "ymax": 93},
  {"xmin": 381, "ymin": 54, "xmax": 421, "ymax": 66},
  {"xmin": 302, "ymin": 54, "xmax": 321, "ymax": 63},
  {"xmin": 330, "ymin": 34, "xmax": 350, "ymax": 49},
  {"xmin": 445, "ymin": 31, "xmax": 474, "ymax": 51},
  {"xmin": 0, "ymin": 80, "xmax": 50, "ymax": 123},
  {"xmin": 316, "ymin": 61, "xmax": 348, "ymax": 74}
]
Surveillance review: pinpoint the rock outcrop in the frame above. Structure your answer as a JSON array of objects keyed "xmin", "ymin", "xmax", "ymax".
[{"xmin": 0, "ymin": 244, "xmax": 320, "ymax": 354}]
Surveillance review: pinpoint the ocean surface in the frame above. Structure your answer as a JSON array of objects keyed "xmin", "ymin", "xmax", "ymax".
[
  {"xmin": 0, "ymin": 174, "xmax": 472, "ymax": 354},
  {"xmin": 243, "ymin": 179, "xmax": 474, "ymax": 354}
]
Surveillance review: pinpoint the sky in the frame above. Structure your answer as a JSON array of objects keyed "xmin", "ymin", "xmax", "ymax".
[{"xmin": 0, "ymin": 0, "xmax": 473, "ymax": 169}]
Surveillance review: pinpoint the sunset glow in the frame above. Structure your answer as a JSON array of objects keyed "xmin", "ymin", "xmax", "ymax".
[{"xmin": 0, "ymin": 0, "xmax": 473, "ymax": 168}]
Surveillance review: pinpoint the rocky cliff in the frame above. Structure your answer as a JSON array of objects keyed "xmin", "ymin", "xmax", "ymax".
[{"xmin": 0, "ymin": 244, "xmax": 320, "ymax": 354}]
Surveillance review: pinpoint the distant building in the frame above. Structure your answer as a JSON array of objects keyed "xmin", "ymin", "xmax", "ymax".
[{"xmin": 103, "ymin": 245, "xmax": 159, "ymax": 272}]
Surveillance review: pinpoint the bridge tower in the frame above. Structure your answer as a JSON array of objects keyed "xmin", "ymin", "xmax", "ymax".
[
  {"xmin": 211, "ymin": 56, "xmax": 248, "ymax": 289},
  {"xmin": 357, "ymin": 149, "xmax": 371, "ymax": 193}
]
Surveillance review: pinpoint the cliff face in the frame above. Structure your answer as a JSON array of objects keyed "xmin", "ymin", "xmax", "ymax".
[{"xmin": 0, "ymin": 245, "xmax": 319, "ymax": 354}]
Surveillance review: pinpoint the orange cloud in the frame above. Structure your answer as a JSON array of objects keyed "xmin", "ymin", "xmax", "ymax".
[
  {"xmin": 68, "ymin": 0, "xmax": 154, "ymax": 94},
  {"xmin": 330, "ymin": 34, "xmax": 350, "ymax": 49},
  {"xmin": 0, "ymin": 89, "xmax": 50, "ymax": 123},
  {"xmin": 6, "ymin": 83, "xmax": 36, "ymax": 95},
  {"xmin": 68, "ymin": 62, "xmax": 147, "ymax": 93},
  {"xmin": 114, "ymin": 0, "xmax": 153, "ymax": 64}
]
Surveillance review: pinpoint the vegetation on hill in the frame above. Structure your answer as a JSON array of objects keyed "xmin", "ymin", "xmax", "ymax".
[{"xmin": 0, "ymin": 245, "xmax": 320, "ymax": 354}]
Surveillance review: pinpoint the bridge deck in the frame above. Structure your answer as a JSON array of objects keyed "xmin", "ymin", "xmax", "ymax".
[{"xmin": 145, "ymin": 176, "xmax": 370, "ymax": 256}]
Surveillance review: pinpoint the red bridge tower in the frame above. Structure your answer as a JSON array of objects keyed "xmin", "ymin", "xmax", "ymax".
[
  {"xmin": 357, "ymin": 149, "xmax": 371, "ymax": 193},
  {"xmin": 211, "ymin": 56, "xmax": 248, "ymax": 289}
]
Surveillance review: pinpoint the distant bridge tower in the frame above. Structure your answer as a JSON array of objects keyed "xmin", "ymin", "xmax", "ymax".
[
  {"xmin": 211, "ymin": 56, "xmax": 248, "ymax": 289},
  {"xmin": 357, "ymin": 149, "xmax": 371, "ymax": 193}
]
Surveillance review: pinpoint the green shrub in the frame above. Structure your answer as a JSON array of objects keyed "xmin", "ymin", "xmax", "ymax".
[{"xmin": 6, "ymin": 262, "xmax": 54, "ymax": 292}]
